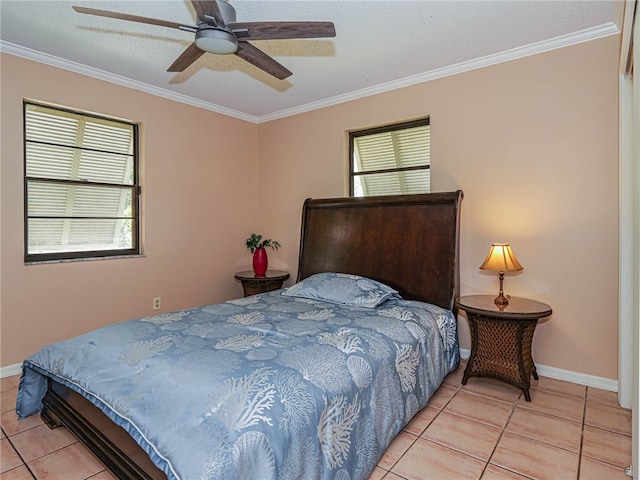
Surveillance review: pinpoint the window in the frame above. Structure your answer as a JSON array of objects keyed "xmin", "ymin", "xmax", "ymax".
[
  {"xmin": 24, "ymin": 101, "xmax": 140, "ymax": 262},
  {"xmin": 349, "ymin": 118, "xmax": 430, "ymax": 197}
]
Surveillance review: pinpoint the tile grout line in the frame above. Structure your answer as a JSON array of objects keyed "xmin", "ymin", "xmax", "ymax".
[
  {"xmin": 385, "ymin": 384, "xmax": 459, "ymax": 476},
  {"xmin": 469, "ymin": 383, "xmax": 592, "ymax": 479},
  {"xmin": 4, "ymin": 429, "xmax": 38, "ymax": 479},
  {"xmin": 422, "ymin": 383, "xmax": 522, "ymax": 480},
  {"xmin": 478, "ymin": 392, "xmax": 525, "ymax": 480},
  {"xmin": 385, "ymin": 429, "xmax": 420, "ymax": 475},
  {"xmin": 3, "ymin": 405, "xmax": 86, "ymax": 480},
  {"xmin": 576, "ymin": 386, "xmax": 589, "ymax": 479},
  {"xmin": 579, "ymin": 391, "xmax": 632, "ymax": 474}
]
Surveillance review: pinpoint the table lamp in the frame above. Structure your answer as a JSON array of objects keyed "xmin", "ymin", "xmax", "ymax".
[{"xmin": 479, "ymin": 243, "xmax": 523, "ymax": 307}]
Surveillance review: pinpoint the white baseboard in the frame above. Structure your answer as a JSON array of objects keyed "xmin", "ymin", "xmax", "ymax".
[
  {"xmin": 1, "ymin": 363, "xmax": 22, "ymax": 378},
  {"xmin": 459, "ymin": 348, "xmax": 618, "ymax": 392},
  {"xmin": 4, "ymin": 354, "xmax": 619, "ymax": 393}
]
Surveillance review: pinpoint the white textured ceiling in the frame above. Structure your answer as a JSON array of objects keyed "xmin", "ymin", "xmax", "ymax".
[{"xmin": 0, "ymin": 1, "xmax": 622, "ymax": 122}]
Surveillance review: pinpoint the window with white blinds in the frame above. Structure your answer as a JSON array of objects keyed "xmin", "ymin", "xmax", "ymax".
[
  {"xmin": 24, "ymin": 101, "xmax": 140, "ymax": 262},
  {"xmin": 349, "ymin": 118, "xmax": 430, "ymax": 197}
]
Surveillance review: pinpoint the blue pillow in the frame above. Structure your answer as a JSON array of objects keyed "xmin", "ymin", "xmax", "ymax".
[{"xmin": 281, "ymin": 272, "xmax": 399, "ymax": 308}]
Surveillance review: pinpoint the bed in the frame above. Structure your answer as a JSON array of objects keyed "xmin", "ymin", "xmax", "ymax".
[{"xmin": 16, "ymin": 190, "xmax": 463, "ymax": 480}]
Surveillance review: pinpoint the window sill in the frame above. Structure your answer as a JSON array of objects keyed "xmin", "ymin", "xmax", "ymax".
[{"xmin": 26, "ymin": 254, "xmax": 147, "ymax": 265}]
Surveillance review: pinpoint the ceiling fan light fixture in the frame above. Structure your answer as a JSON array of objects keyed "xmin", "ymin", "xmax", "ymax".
[{"xmin": 195, "ymin": 28, "xmax": 238, "ymax": 54}]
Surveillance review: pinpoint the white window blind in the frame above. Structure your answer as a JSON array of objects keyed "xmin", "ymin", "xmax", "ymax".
[
  {"xmin": 24, "ymin": 102, "xmax": 139, "ymax": 261},
  {"xmin": 350, "ymin": 119, "xmax": 430, "ymax": 197}
]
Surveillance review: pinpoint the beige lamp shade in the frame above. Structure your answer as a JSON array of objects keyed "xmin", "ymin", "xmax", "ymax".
[{"xmin": 479, "ymin": 243, "xmax": 524, "ymax": 273}]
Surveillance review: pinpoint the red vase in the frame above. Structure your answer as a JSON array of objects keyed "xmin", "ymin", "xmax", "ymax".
[{"xmin": 252, "ymin": 248, "xmax": 268, "ymax": 276}]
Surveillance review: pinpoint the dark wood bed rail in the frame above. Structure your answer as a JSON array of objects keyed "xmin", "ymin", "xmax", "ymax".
[{"xmin": 42, "ymin": 378, "xmax": 165, "ymax": 479}]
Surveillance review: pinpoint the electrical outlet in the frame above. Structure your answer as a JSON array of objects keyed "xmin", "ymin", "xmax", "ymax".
[{"xmin": 153, "ymin": 296, "xmax": 161, "ymax": 311}]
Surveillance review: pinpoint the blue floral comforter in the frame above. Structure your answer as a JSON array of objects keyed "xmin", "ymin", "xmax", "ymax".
[{"xmin": 17, "ymin": 291, "xmax": 459, "ymax": 480}]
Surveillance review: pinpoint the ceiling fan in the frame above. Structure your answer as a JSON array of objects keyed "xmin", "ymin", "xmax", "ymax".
[{"xmin": 73, "ymin": 0, "xmax": 336, "ymax": 80}]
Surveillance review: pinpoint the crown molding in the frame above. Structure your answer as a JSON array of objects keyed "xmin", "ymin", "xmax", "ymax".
[
  {"xmin": 0, "ymin": 41, "xmax": 260, "ymax": 124},
  {"xmin": 1, "ymin": 21, "xmax": 619, "ymax": 124},
  {"xmin": 258, "ymin": 22, "xmax": 620, "ymax": 122}
]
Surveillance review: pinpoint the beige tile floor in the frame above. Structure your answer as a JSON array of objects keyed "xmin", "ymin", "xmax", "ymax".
[{"xmin": 0, "ymin": 361, "xmax": 632, "ymax": 480}]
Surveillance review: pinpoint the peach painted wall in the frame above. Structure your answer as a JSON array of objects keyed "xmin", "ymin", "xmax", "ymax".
[
  {"xmin": 1, "ymin": 54, "xmax": 259, "ymax": 366},
  {"xmin": 1, "ymin": 35, "xmax": 621, "ymax": 380},
  {"xmin": 258, "ymin": 36, "xmax": 620, "ymax": 380}
]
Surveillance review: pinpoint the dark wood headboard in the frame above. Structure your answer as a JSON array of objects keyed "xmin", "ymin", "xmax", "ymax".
[{"xmin": 296, "ymin": 191, "xmax": 463, "ymax": 312}]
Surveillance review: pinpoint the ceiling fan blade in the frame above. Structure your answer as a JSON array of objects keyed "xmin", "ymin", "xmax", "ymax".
[
  {"xmin": 167, "ymin": 43, "xmax": 206, "ymax": 72},
  {"xmin": 191, "ymin": 0, "xmax": 225, "ymax": 26},
  {"xmin": 72, "ymin": 6, "xmax": 194, "ymax": 31},
  {"xmin": 235, "ymin": 43, "xmax": 292, "ymax": 80},
  {"xmin": 230, "ymin": 22, "xmax": 336, "ymax": 41}
]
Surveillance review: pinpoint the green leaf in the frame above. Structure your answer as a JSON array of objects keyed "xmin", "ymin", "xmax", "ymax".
[{"xmin": 245, "ymin": 233, "xmax": 280, "ymax": 253}]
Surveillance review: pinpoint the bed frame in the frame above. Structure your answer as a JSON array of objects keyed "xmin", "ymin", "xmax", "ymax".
[{"xmin": 40, "ymin": 190, "xmax": 463, "ymax": 480}]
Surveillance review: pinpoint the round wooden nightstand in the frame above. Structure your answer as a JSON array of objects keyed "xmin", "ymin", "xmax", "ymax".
[
  {"xmin": 455, "ymin": 295, "xmax": 552, "ymax": 401},
  {"xmin": 234, "ymin": 270, "xmax": 290, "ymax": 297}
]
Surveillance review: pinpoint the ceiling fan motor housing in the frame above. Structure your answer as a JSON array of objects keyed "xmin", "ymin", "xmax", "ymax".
[{"xmin": 194, "ymin": 0, "xmax": 238, "ymax": 54}]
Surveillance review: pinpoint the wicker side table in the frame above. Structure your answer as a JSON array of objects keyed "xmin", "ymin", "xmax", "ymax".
[
  {"xmin": 456, "ymin": 295, "xmax": 552, "ymax": 401},
  {"xmin": 234, "ymin": 270, "xmax": 290, "ymax": 297}
]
